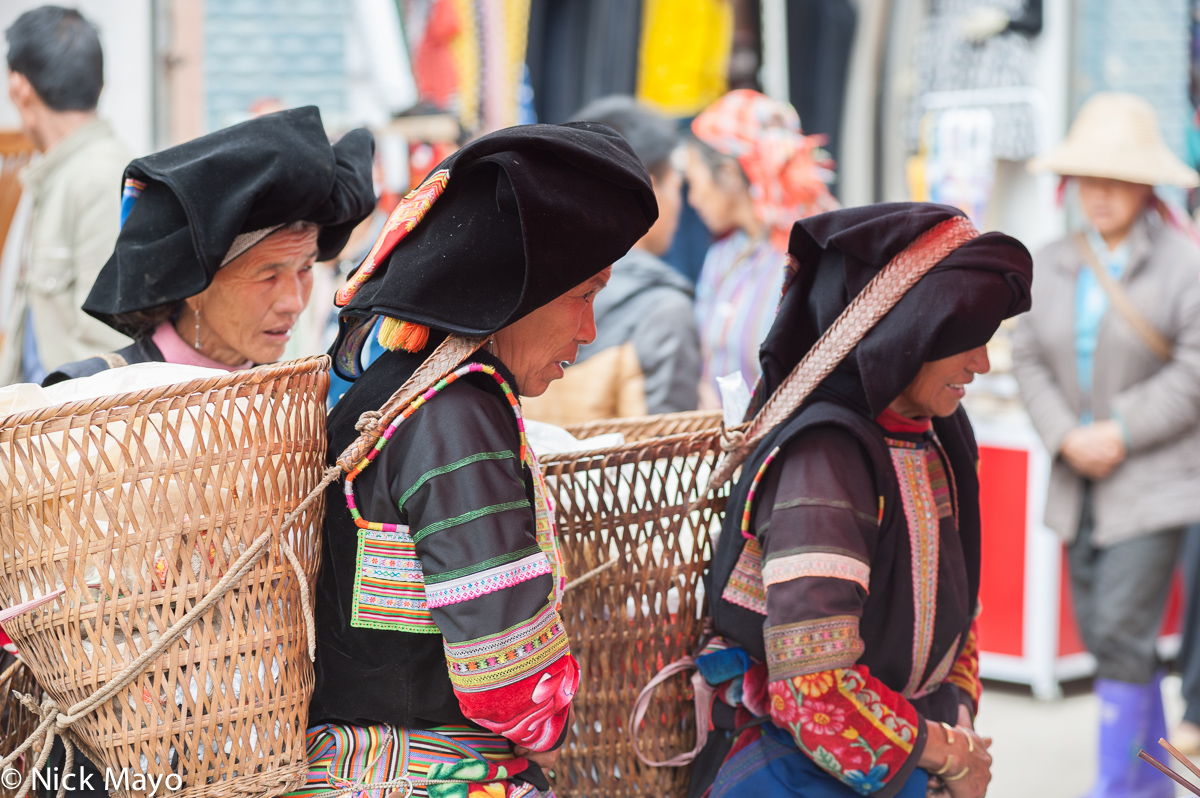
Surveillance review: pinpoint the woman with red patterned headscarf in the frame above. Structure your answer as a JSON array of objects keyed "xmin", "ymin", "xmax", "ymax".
[{"xmin": 686, "ymin": 89, "xmax": 838, "ymax": 404}]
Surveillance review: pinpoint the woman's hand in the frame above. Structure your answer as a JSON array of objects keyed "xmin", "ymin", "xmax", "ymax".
[
  {"xmin": 513, "ymin": 744, "xmax": 560, "ymax": 772},
  {"xmin": 513, "ymin": 706, "xmax": 573, "ymax": 773},
  {"xmin": 1060, "ymin": 421, "xmax": 1127, "ymax": 480},
  {"xmin": 918, "ymin": 720, "xmax": 993, "ymax": 798}
]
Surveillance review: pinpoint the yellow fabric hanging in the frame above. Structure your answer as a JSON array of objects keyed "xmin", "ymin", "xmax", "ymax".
[
  {"xmin": 636, "ymin": 0, "xmax": 733, "ymax": 117},
  {"xmin": 450, "ymin": 0, "xmax": 480, "ymax": 131},
  {"xmin": 502, "ymin": 0, "xmax": 532, "ymax": 128}
]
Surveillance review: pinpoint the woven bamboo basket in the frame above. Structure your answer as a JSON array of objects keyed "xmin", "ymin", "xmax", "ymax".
[
  {"xmin": 542, "ymin": 410, "xmax": 725, "ymax": 798},
  {"xmin": 0, "ymin": 659, "xmax": 42, "ymax": 798},
  {"xmin": 0, "ymin": 356, "xmax": 329, "ymax": 798}
]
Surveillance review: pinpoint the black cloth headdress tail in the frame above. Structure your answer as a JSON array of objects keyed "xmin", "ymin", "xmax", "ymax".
[
  {"xmin": 83, "ymin": 106, "xmax": 377, "ymax": 336},
  {"xmin": 749, "ymin": 202, "xmax": 1034, "ymax": 420},
  {"xmin": 330, "ymin": 121, "xmax": 657, "ymax": 381}
]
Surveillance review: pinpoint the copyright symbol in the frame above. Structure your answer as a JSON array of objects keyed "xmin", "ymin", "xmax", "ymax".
[{"xmin": 2, "ymin": 767, "xmax": 23, "ymax": 789}]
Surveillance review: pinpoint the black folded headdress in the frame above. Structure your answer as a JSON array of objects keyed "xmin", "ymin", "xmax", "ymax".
[
  {"xmin": 84, "ymin": 106, "xmax": 376, "ymax": 335},
  {"xmin": 331, "ymin": 121, "xmax": 657, "ymax": 380},
  {"xmin": 753, "ymin": 203, "xmax": 1033, "ymax": 419}
]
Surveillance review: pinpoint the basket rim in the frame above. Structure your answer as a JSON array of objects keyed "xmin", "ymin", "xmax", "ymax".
[
  {"xmin": 537, "ymin": 425, "xmax": 722, "ymax": 465},
  {"xmin": 0, "ymin": 354, "xmax": 330, "ymax": 430}
]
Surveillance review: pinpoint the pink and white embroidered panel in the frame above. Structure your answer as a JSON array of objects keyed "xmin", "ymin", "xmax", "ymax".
[
  {"xmin": 762, "ymin": 552, "xmax": 871, "ymax": 592},
  {"xmin": 424, "ymin": 553, "xmax": 554, "ymax": 609}
]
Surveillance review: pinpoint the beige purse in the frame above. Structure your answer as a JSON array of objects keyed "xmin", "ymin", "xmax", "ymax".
[{"xmin": 1073, "ymin": 232, "xmax": 1172, "ymax": 361}]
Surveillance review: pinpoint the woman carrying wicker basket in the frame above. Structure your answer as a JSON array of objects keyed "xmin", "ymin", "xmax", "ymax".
[
  {"xmin": 697, "ymin": 204, "xmax": 1032, "ymax": 798},
  {"xmin": 44, "ymin": 106, "xmax": 376, "ymax": 384},
  {"xmin": 303, "ymin": 124, "xmax": 656, "ymax": 797},
  {"xmin": 27, "ymin": 106, "xmax": 376, "ymax": 798}
]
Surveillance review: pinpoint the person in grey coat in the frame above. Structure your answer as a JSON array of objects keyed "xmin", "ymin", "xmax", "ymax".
[
  {"xmin": 1014, "ymin": 92, "xmax": 1200, "ymax": 798},
  {"xmin": 522, "ymin": 96, "xmax": 700, "ymax": 425}
]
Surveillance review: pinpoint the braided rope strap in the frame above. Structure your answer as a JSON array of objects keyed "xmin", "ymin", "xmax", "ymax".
[
  {"xmin": 0, "ymin": 335, "xmax": 489, "ymax": 798},
  {"xmin": 705, "ymin": 215, "xmax": 980, "ymax": 494}
]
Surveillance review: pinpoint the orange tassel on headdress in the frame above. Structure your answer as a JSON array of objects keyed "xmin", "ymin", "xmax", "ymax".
[{"xmin": 377, "ymin": 317, "xmax": 430, "ymax": 352}]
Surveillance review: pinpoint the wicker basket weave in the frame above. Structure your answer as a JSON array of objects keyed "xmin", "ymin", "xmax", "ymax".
[
  {"xmin": 0, "ymin": 356, "xmax": 329, "ymax": 798},
  {"xmin": 543, "ymin": 410, "xmax": 725, "ymax": 798}
]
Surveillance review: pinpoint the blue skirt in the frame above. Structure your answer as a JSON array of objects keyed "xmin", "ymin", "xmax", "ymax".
[{"xmin": 709, "ymin": 728, "xmax": 929, "ymax": 798}]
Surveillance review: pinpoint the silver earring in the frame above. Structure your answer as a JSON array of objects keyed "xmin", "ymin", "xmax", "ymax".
[{"xmin": 193, "ymin": 308, "xmax": 202, "ymax": 350}]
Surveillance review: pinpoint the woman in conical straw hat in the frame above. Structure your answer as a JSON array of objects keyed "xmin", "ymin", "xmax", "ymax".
[
  {"xmin": 1014, "ymin": 92, "xmax": 1200, "ymax": 798},
  {"xmin": 695, "ymin": 203, "xmax": 1031, "ymax": 798},
  {"xmin": 304, "ymin": 123, "xmax": 656, "ymax": 797}
]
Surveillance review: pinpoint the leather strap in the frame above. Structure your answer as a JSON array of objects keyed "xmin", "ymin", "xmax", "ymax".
[
  {"xmin": 98, "ymin": 352, "xmax": 129, "ymax": 370},
  {"xmin": 628, "ymin": 656, "xmax": 714, "ymax": 768},
  {"xmin": 1073, "ymin": 232, "xmax": 1172, "ymax": 362}
]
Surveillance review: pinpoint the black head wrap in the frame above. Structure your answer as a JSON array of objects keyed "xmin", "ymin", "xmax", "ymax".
[
  {"xmin": 754, "ymin": 203, "xmax": 1033, "ymax": 419},
  {"xmin": 84, "ymin": 106, "xmax": 377, "ymax": 335},
  {"xmin": 331, "ymin": 121, "xmax": 657, "ymax": 380}
]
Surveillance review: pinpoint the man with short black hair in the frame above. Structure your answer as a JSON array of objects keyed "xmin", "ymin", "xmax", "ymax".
[{"xmin": 1, "ymin": 5, "xmax": 130, "ymax": 385}]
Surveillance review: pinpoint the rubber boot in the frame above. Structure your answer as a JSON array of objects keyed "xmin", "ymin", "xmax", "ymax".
[{"xmin": 1081, "ymin": 676, "xmax": 1175, "ymax": 798}]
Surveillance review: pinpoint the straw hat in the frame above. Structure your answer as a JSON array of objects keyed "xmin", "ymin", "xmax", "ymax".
[{"xmin": 1029, "ymin": 92, "xmax": 1200, "ymax": 188}]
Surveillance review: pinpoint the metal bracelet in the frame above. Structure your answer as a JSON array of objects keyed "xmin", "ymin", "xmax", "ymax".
[
  {"xmin": 945, "ymin": 766, "xmax": 971, "ymax": 782},
  {"xmin": 932, "ymin": 754, "xmax": 956, "ymax": 776}
]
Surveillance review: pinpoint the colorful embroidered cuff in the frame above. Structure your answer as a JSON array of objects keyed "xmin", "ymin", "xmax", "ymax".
[
  {"xmin": 765, "ymin": 615, "xmax": 865, "ymax": 681},
  {"xmin": 457, "ymin": 654, "xmax": 580, "ymax": 751},
  {"xmin": 444, "ymin": 602, "xmax": 570, "ymax": 693}
]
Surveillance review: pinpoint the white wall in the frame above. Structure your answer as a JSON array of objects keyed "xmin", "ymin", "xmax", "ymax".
[
  {"xmin": 0, "ymin": 0, "xmax": 154, "ymax": 156},
  {"xmin": 988, "ymin": 0, "xmax": 1071, "ymax": 252}
]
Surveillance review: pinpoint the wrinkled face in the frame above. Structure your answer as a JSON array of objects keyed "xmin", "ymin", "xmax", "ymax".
[
  {"xmin": 491, "ymin": 267, "xmax": 612, "ymax": 397},
  {"xmin": 684, "ymin": 145, "xmax": 743, "ymax": 236},
  {"xmin": 1077, "ymin": 176, "xmax": 1153, "ymax": 243},
  {"xmin": 639, "ymin": 166, "xmax": 684, "ymax": 256},
  {"xmin": 189, "ymin": 226, "xmax": 319, "ymax": 365},
  {"xmin": 890, "ymin": 346, "xmax": 991, "ymax": 419}
]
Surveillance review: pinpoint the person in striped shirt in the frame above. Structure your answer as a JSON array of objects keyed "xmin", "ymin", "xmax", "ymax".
[{"xmin": 684, "ymin": 89, "xmax": 839, "ymax": 404}]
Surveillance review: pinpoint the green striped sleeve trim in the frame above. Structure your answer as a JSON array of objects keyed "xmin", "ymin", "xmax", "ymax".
[
  {"xmin": 412, "ymin": 499, "xmax": 531, "ymax": 543},
  {"xmin": 397, "ymin": 450, "xmax": 517, "ymax": 510},
  {"xmin": 424, "ymin": 545, "xmax": 543, "ymax": 585}
]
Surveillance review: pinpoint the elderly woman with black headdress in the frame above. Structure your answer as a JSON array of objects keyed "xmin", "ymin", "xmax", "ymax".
[
  {"xmin": 31, "ymin": 106, "xmax": 375, "ymax": 798},
  {"xmin": 303, "ymin": 125, "xmax": 656, "ymax": 797},
  {"xmin": 696, "ymin": 204, "xmax": 1032, "ymax": 798},
  {"xmin": 44, "ymin": 106, "xmax": 376, "ymax": 384}
]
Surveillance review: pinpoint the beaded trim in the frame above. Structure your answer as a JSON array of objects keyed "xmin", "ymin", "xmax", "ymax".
[
  {"xmin": 344, "ymin": 363, "xmax": 528, "ymax": 531},
  {"xmin": 740, "ymin": 445, "xmax": 781, "ymax": 540}
]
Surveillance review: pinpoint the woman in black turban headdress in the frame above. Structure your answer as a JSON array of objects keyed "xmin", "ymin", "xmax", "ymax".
[
  {"xmin": 304, "ymin": 123, "xmax": 656, "ymax": 797},
  {"xmin": 696, "ymin": 204, "xmax": 1032, "ymax": 798},
  {"xmin": 45, "ymin": 106, "xmax": 377, "ymax": 384}
]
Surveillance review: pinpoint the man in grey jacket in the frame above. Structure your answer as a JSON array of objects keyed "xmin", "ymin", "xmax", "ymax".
[
  {"xmin": 523, "ymin": 96, "xmax": 700, "ymax": 424},
  {"xmin": 1, "ymin": 6, "xmax": 130, "ymax": 385}
]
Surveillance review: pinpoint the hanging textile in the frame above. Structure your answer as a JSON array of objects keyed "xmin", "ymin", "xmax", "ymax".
[
  {"xmin": 412, "ymin": 0, "xmax": 462, "ymax": 111},
  {"xmin": 636, "ymin": 0, "xmax": 733, "ymax": 117},
  {"xmin": 525, "ymin": 0, "xmax": 643, "ymax": 124},
  {"xmin": 786, "ymin": 0, "xmax": 857, "ymax": 167},
  {"xmin": 449, "ymin": 0, "xmax": 481, "ymax": 130}
]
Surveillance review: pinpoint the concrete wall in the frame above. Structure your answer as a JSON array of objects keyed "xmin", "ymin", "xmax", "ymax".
[{"xmin": 0, "ymin": 1, "xmax": 155, "ymax": 156}]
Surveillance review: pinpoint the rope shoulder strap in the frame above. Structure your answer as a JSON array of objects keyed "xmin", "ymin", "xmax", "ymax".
[{"xmin": 704, "ymin": 217, "xmax": 980, "ymax": 508}]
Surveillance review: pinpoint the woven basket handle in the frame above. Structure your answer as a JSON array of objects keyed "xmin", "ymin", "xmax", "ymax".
[
  {"xmin": 704, "ymin": 216, "xmax": 980, "ymax": 493},
  {"xmin": 335, "ymin": 334, "xmax": 489, "ymax": 470},
  {"xmin": 629, "ymin": 656, "xmax": 714, "ymax": 768}
]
